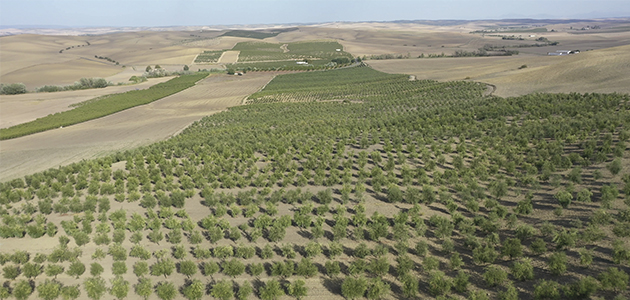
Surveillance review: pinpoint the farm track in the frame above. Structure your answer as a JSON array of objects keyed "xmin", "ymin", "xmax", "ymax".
[{"xmin": 0, "ymin": 73, "xmax": 278, "ymax": 182}]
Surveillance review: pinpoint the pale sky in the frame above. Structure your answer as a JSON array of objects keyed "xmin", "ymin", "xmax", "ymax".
[{"xmin": 1, "ymin": 0, "xmax": 628, "ymax": 27}]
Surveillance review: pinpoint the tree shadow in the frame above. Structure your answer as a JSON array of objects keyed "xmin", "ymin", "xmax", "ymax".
[{"xmin": 321, "ymin": 277, "xmax": 343, "ymax": 296}]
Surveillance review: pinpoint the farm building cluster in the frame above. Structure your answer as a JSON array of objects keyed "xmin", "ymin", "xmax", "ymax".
[{"xmin": 548, "ymin": 50, "xmax": 580, "ymax": 56}]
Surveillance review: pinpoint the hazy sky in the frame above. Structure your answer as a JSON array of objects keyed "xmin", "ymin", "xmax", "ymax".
[{"xmin": 1, "ymin": 0, "xmax": 628, "ymax": 27}]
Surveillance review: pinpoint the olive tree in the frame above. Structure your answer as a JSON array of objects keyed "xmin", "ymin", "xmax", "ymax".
[
  {"xmin": 210, "ymin": 280, "xmax": 233, "ymax": 300},
  {"xmin": 182, "ymin": 279, "xmax": 205, "ymax": 300},
  {"xmin": 110, "ymin": 276, "xmax": 129, "ymax": 300},
  {"xmin": 223, "ymin": 259, "xmax": 245, "ymax": 278},
  {"xmin": 237, "ymin": 281, "xmax": 253, "ymax": 300},
  {"xmin": 61, "ymin": 285, "xmax": 80, "ymax": 300},
  {"xmin": 178, "ymin": 260, "xmax": 198, "ymax": 278},
  {"xmin": 155, "ymin": 282, "xmax": 177, "ymax": 300},
  {"xmin": 259, "ymin": 279, "xmax": 285, "ymax": 300},
  {"xmin": 84, "ymin": 277, "xmax": 106, "ymax": 300},
  {"xmin": 287, "ymin": 279, "xmax": 308, "ymax": 300},
  {"xmin": 135, "ymin": 277, "xmax": 152, "ymax": 300},
  {"xmin": 37, "ymin": 279, "xmax": 61, "ymax": 300},
  {"xmin": 341, "ymin": 276, "xmax": 368, "ymax": 300},
  {"xmin": 13, "ymin": 280, "xmax": 33, "ymax": 300}
]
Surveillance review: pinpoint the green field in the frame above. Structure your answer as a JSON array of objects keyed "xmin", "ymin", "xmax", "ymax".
[
  {"xmin": 246, "ymin": 65, "xmax": 484, "ymax": 103},
  {"xmin": 0, "ymin": 73, "xmax": 208, "ymax": 140},
  {"xmin": 194, "ymin": 51, "xmax": 224, "ymax": 63},
  {"xmin": 228, "ymin": 59, "xmax": 350, "ymax": 72},
  {"xmin": 233, "ymin": 40, "xmax": 352, "ymax": 62},
  {"xmin": 220, "ymin": 28, "xmax": 298, "ymax": 39},
  {"xmin": 193, "ymin": 40, "xmax": 354, "ymax": 71},
  {"xmin": 1, "ymin": 66, "xmax": 630, "ymax": 300}
]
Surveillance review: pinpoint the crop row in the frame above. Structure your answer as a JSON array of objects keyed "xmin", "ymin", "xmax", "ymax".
[{"xmin": 194, "ymin": 51, "xmax": 224, "ymax": 63}]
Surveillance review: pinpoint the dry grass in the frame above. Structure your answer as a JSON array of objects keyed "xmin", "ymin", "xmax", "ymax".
[{"xmin": 369, "ymin": 44, "xmax": 630, "ymax": 97}]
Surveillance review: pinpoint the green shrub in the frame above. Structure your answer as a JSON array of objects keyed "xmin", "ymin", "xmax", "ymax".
[
  {"xmin": 1, "ymin": 83, "xmax": 27, "ymax": 95},
  {"xmin": 510, "ymin": 258, "xmax": 534, "ymax": 281},
  {"xmin": 428, "ymin": 270, "xmax": 452, "ymax": 296},
  {"xmin": 484, "ymin": 265, "xmax": 508, "ymax": 287},
  {"xmin": 547, "ymin": 252, "xmax": 567, "ymax": 275},
  {"xmin": 342, "ymin": 276, "xmax": 368, "ymax": 300},
  {"xmin": 599, "ymin": 267, "xmax": 629, "ymax": 291},
  {"xmin": 533, "ymin": 280, "xmax": 560, "ymax": 300}
]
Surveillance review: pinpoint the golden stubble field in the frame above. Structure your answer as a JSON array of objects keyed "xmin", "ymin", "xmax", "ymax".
[
  {"xmin": 368, "ymin": 44, "xmax": 630, "ymax": 97},
  {"xmin": 0, "ymin": 73, "xmax": 279, "ymax": 182},
  {"xmin": 3, "ymin": 19, "xmax": 629, "ymax": 90}
]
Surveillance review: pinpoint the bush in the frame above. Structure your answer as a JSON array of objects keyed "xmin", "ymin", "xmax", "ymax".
[
  {"xmin": 501, "ymin": 238, "xmax": 523, "ymax": 259},
  {"xmin": 510, "ymin": 258, "xmax": 534, "ymax": 281},
  {"xmin": 202, "ymin": 261, "xmax": 220, "ymax": 276},
  {"xmin": 554, "ymin": 190, "xmax": 572, "ymax": 208},
  {"xmin": 3, "ymin": 264, "xmax": 20, "ymax": 280},
  {"xmin": 112, "ymin": 261, "xmax": 127, "ymax": 276},
  {"xmin": 366, "ymin": 278, "xmax": 390, "ymax": 300},
  {"xmin": 223, "ymin": 258, "xmax": 245, "ymax": 277},
  {"xmin": 135, "ymin": 277, "xmax": 152, "ymax": 300},
  {"xmin": 13, "ymin": 279, "xmax": 33, "ymax": 300},
  {"xmin": 22, "ymin": 262, "xmax": 43, "ymax": 279},
  {"xmin": 608, "ymin": 158, "xmax": 623, "ymax": 175},
  {"xmin": 598, "ymin": 267, "xmax": 629, "ymax": 291},
  {"xmin": 178, "ymin": 260, "xmax": 197, "ymax": 278},
  {"xmin": 110, "ymin": 276, "xmax": 129, "ymax": 300},
  {"xmin": 84, "ymin": 276, "xmax": 106, "ymax": 300},
  {"xmin": 260, "ymin": 279, "xmax": 285, "ymax": 300},
  {"xmin": 498, "ymin": 283, "xmax": 519, "ymax": 300},
  {"xmin": 182, "ymin": 279, "xmax": 204, "ymax": 300},
  {"xmin": 533, "ymin": 280, "xmax": 560, "ymax": 300},
  {"xmin": 563, "ymin": 276, "xmax": 599, "ymax": 298},
  {"xmin": 296, "ymin": 258, "xmax": 318, "ymax": 277},
  {"xmin": 1, "ymin": 83, "xmax": 27, "ymax": 95},
  {"xmin": 150, "ymin": 259, "xmax": 175, "ymax": 278},
  {"xmin": 400, "ymin": 273, "xmax": 419, "ymax": 298},
  {"xmin": 530, "ymin": 238, "xmax": 547, "ymax": 255},
  {"xmin": 428, "ymin": 271, "xmax": 452, "ymax": 296},
  {"xmin": 67, "ymin": 260, "xmax": 85, "ymax": 278},
  {"xmin": 547, "ymin": 252, "xmax": 567, "ymax": 275},
  {"xmin": 237, "ymin": 281, "xmax": 253, "ymax": 300},
  {"xmin": 36, "ymin": 279, "xmax": 62, "ymax": 300},
  {"xmin": 342, "ymin": 276, "xmax": 368, "ymax": 300},
  {"xmin": 454, "ymin": 270, "xmax": 470, "ymax": 293},
  {"xmin": 155, "ymin": 281, "xmax": 176, "ymax": 300},
  {"xmin": 286, "ymin": 279, "xmax": 308, "ymax": 300},
  {"xmin": 484, "ymin": 265, "xmax": 508, "ymax": 287}
]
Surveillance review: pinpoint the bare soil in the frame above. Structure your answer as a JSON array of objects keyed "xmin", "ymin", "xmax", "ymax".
[{"xmin": 218, "ymin": 51, "xmax": 240, "ymax": 64}]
